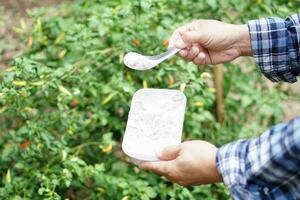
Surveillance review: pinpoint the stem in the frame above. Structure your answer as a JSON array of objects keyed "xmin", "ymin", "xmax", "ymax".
[{"xmin": 214, "ymin": 64, "xmax": 224, "ymax": 124}]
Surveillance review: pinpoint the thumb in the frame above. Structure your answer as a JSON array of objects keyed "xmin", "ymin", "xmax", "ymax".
[
  {"xmin": 156, "ymin": 145, "xmax": 181, "ymax": 161},
  {"xmin": 139, "ymin": 161, "xmax": 171, "ymax": 176},
  {"xmin": 175, "ymin": 31, "xmax": 205, "ymax": 49}
]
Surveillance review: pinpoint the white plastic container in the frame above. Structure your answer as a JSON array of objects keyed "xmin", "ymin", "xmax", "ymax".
[{"xmin": 122, "ymin": 88, "xmax": 186, "ymax": 161}]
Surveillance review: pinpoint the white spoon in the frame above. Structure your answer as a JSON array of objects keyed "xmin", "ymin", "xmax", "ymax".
[{"xmin": 123, "ymin": 47, "xmax": 180, "ymax": 70}]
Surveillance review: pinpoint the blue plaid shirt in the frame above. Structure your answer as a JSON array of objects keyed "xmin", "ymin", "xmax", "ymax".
[{"xmin": 216, "ymin": 14, "xmax": 300, "ymax": 200}]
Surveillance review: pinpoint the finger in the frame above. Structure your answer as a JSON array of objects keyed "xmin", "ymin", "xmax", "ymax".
[
  {"xmin": 179, "ymin": 31, "xmax": 206, "ymax": 47},
  {"xmin": 168, "ymin": 30, "xmax": 181, "ymax": 48},
  {"xmin": 185, "ymin": 45, "xmax": 200, "ymax": 61},
  {"xmin": 175, "ymin": 37, "xmax": 186, "ymax": 49},
  {"xmin": 193, "ymin": 45, "xmax": 211, "ymax": 65},
  {"xmin": 177, "ymin": 49, "xmax": 188, "ymax": 58},
  {"xmin": 139, "ymin": 161, "xmax": 171, "ymax": 176},
  {"xmin": 193, "ymin": 52, "xmax": 206, "ymax": 65},
  {"xmin": 157, "ymin": 145, "xmax": 181, "ymax": 161},
  {"xmin": 170, "ymin": 24, "xmax": 191, "ymax": 48}
]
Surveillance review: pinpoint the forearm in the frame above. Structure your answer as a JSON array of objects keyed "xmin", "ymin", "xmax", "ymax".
[{"xmin": 235, "ymin": 24, "xmax": 252, "ymax": 56}]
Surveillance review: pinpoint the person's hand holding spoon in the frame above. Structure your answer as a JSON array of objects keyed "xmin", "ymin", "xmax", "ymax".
[
  {"xmin": 168, "ymin": 20, "xmax": 252, "ymax": 64},
  {"xmin": 124, "ymin": 20, "xmax": 252, "ymax": 70}
]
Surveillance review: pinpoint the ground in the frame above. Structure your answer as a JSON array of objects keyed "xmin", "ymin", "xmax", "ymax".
[{"xmin": 0, "ymin": 0, "xmax": 65, "ymax": 70}]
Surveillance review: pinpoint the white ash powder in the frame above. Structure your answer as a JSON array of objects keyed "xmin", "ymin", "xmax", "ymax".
[
  {"xmin": 123, "ymin": 52, "xmax": 155, "ymax": 70},
  {"xmin": 122, "ymin": 89, "xmax": 186, "ymax": 161}
]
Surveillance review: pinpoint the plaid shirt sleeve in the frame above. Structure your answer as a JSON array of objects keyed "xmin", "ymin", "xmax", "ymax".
[
  {"xmin": 248, "ymin": 14, "xmax": 300, "ymax": 83},
  {"xmin": 216, "ymin": 116, "xmax": 300, "ymax": 200}
]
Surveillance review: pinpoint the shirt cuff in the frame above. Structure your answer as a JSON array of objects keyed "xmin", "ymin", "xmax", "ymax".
[
  {"xmin": 216, "ymin": 139, "xmax": 262, "ymax": 199},
  {"xmin": 216, "ymin": 139, "xmax": 249, "ymax": 188},
  {"xmin": 248, "ymin": 16, "xmax": 298, "ymax": 83}
]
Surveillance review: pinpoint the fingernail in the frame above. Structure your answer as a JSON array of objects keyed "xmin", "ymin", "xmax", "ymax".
[
  {"xmin": 191, "ymin": 46, "xmax": 198, "ymax": 54},
  {"xmin": 199, "ymin": 52, "xmax": 205, "ymax": 59},
  {"xmin": 175, "ymin": 38, "xmax": 186, "ymax": 49}
]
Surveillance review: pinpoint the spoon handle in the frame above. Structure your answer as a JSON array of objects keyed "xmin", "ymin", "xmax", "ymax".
[{"xmin": 156, "ymin": 47, "xmax": 181, "ymax": 62}]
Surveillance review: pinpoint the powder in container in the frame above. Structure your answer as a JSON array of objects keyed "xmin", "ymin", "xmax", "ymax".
[{"xmin": 122, "ymin": 88, "xmax": 186, "ymax": 161}]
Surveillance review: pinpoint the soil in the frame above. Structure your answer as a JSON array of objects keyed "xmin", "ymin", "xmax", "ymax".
[{"xmin": 0, "ymin": 0, "xmax": 67, "ymax": 70}]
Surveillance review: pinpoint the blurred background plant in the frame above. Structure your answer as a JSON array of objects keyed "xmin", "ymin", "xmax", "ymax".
[{"xmin": 0, "ymin": 0, "xmax": 299, "ymax": 199}]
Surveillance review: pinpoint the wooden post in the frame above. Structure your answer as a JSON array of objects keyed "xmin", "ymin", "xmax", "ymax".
[{"xmin": 214, "ymin": 64, "xmax": 224, "ymax": 124}]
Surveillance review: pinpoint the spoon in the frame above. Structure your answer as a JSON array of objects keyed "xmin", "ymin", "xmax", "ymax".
[{"xmin": 123, "ymin": 47, "xmax": 180, "ymax": 70}]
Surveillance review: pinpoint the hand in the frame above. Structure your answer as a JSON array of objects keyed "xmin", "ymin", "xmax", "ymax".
[
  {"xmin": 139, "ymin": 140, "xmax": 222, "ymax": 186},
  {"xmin": 168, "ymin": 20, "xmax": 252, "ymax": 65}
]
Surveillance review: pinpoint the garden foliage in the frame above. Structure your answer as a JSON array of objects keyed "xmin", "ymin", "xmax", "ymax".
[{"xmin": 0, "ymin": 0, "xmax": 298, "ymax": 199}]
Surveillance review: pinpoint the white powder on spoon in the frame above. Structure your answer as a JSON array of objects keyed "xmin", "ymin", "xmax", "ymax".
[{"xmin": 124, "ymin": 52, "xmax": 155, "ymax": 70}]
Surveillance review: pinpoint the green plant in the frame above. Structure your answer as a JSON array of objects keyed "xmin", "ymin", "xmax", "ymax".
[{"xmin": 0, "ymin": 0, "xmax": 297, "ymax": 199}]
